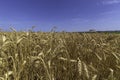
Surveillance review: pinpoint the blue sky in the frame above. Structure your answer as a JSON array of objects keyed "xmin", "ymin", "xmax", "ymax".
[{"xmin": 0, "ymin": 0, "xmax": 120, "ymax": 31}]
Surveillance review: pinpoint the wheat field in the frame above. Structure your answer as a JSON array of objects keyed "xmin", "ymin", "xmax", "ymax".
[{"xmin": 0, "ymin": 30, "xmax": 120, "ymax": 80}]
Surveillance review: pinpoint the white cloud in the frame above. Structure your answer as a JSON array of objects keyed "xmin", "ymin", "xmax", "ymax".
[{"xmin": 102, "ymin": 0, "xmax": 120, "ymax": 5}]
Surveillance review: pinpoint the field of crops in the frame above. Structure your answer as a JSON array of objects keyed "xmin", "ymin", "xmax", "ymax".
[{"xmin": 0, "ymin": 30, "xmax": 120, "ymax": 80}]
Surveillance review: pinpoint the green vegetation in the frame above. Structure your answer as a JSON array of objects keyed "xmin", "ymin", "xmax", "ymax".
[{"xmin": 0, "ymin": 30, "xmax": 120, "ymax": 80}]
